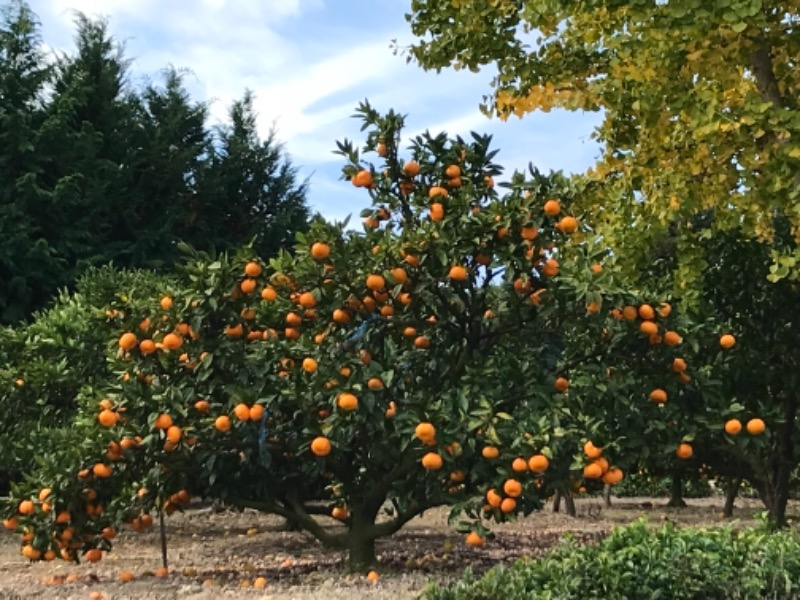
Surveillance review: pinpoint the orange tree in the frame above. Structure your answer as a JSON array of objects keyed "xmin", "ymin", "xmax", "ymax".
[
  {"xmin": 1, "ymin": 104, "xmax": 700, "ymax": 570},
  {"xmin": 0, "ymin": 266, "xmax": 174, "ymax": 493}
]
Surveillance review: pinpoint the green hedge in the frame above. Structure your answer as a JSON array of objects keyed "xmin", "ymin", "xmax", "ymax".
[
  {"xmin": 611, "ymin": 473, "xmax": 714, "ymax": 498},
  {"xmin": 421, "ymin": 520, "xmax": 800, "ymax": 600}
]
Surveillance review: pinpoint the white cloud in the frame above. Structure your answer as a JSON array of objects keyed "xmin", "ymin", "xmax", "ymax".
[{"xmin": 32, "ymin": 0, "xmax": 602, "ymax": 221}]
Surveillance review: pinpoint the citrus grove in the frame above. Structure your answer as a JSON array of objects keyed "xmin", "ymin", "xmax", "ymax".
[{"xmin": 1, "ymin": 104, "xmax": 754, "ymax": 571}]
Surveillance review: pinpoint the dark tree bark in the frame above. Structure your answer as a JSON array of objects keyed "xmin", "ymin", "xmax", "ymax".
[
  {"xmin": 666, "ymin": 474, "xmax": 686, "ymax": 508},
  {"xmin": 722, "ymin": 478, "xmax": 741, "ymax": 518}
]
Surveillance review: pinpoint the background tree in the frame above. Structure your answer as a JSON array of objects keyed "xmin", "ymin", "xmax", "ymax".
[
  {"xmin": 0, "ymin": 2, "xmax": 310, "ymax": 323},
  {"xmin": 404, "ymin": 0, "xmax": 800, "ymax": 291}
]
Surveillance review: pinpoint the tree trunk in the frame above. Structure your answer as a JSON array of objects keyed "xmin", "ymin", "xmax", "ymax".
[
  {"xmin": 723, "ymin": 477, "xmax": 741, "ymax": 518},
  {"xmin": 666, "ymin": 474, "xmax": 686, "ymax": 507},
  {"xmin": 603, "ymin": 483, "xmax": 612, "ymax": 508},
  {"xmin": 563, "ymin": 489, "xmax": 576, "ymax": 517},
  {"xmin": 346, "ymin": 533, "xmax": 377, "ymax": 572},
  {"xmin": 552, "ymin": 488, "xmax": 562, "ymax": 513}
]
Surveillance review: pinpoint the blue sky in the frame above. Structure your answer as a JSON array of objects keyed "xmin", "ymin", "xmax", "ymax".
[{"xmin": 32, "ymin": 0, "xmax": 602, "ymax": 223}]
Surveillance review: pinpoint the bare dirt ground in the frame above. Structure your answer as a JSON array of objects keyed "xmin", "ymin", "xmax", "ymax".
[{"xmin": 0, "ymin": 495, "xmax": 779, "ymax": 600}]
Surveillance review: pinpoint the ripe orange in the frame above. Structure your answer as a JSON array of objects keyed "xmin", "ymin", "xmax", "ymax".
[
  {"xmin": 98, "ymin": 409, "xmax": 118, "ymax": 428},
  {"xmin": 583, "ymin": 441, "xmax": 603, "ymax": 458},
  {"xmin": 119, "ymin": 571, "xmax": 135, "ymax": 582},
  {"xmin": 583, "ymin": 463, "xmax": 603, "ymax": 479},
  {"xmin": 672, "ymin": 358, "xmax": 687, "ymax": 373},
  {"xmin": 590, "ymin": 263, "xmax": 603, "ymax": 274},
  {"xmin": 244, "ymin": 261, "xmax": 262, "ymax": 278},
  {"xmin": 337, "ymin": 393, "xmax": 358, "ymax": 411},
  {"xmin": 720, "ymin": 334, "xmax": 736, "ymax": 349},
  {"xmin": 154, "ymin": 414, "xmax": 173, "ymax": 430},
  {"xmin": 543, "ymin": 199, "xmax": 561, "ymax": 216},
  {"xmin": 234, "ymin": 404, "xmax": 251, "ymax": 421},
  {"xmin": 139, "ymin": 339, "xmax": 156, "ymax": 355},
  {"xmin": 602, "ymin": 467, "xmax": 624, "ymax": 485},
  {"xmin": 261, "ymin": 286, "xmax": 277, "ymax": 301},
  {"xmin": 155, "ymin": 566, "xmax": 169, "ymax": 578},
  {"xmin": 403, "ymin": 326, "xmax": 417, "ymax": 338},
  {"xmin": 558, "ymin": 216, "xmax": 578, "ymax": 233},
  {"xmin": 163, "ymin": 333, "xmax": 183, "ymax": 350},
  {"xmin": 503, "ymin": 479, "xmax": 522, "ymax": 498},
  {"xmin": 21, "ymin": 545, "xmax": 40, "ymax": 560},
  {"xmin": 240, "ymin": 278, "xmax": 257, "ymax": 294},
  {"xmin": 521, "ymin": 226, "xmax": 538, "ymax": 240},
  {"xmin": 250, "ymin": 404, "xmax": 265, "ymax": 421},
  {"xmin": 385, "ymin": 401, "xmax": 397, "ymax": 418},
  {"xmin": 657, "ymin": 302, "xmax": 672, "ymax": 317},
  {"xmin": 541, "ymin": 258, "xmax": 559, "ymax": 277},
  {"xmin": 390, "ymin": 267, "xmax": 408, "ymax": 285},
  {"xmin": 93, "ymin": 463, "xmax": 112, "ymax": 478},
  {"xmin": 428, "ymin": 186, "xmax": 449, "ymax": 198},
  {"xmin": 414, "ymin": 336, "xmax": 430, "ymax": 349},
  {"xmin": 415, "ymin": 422, "xmax": 436, "ymax": 444},
  {"xmin": 486, "ymin": 488, "xmax": 502, "ymax": 508},
  {"xmin": 445, "ymin": 164, "xmax": 461, "ymax": 178},
  {"xmin": 225, "ymin": 323, "xmax": 244, "ymax": 337},
  {"xmin": 166, "ymin": 426, "xmax": 181, "ymax": 444},
  {"xmin": 449, "ymin": 265, "xmax": 468, "ymax": 281},
  {"xmin": 215, "ymin": 415, "xmax": 232, "ymax": 432},
  {"xmin": 302, "ymin": 358, "xmax": 318, "ymax": 373},
  {"xmin": 403, "ymin": 161, "xmax": 420, "ymax": 177},
  {"xmin": 465, "ymin": 531, "xmax": 486, "ymax": 547},
  {"xmin": 586, "ymin": 301, "xmax": 601, "ymax": 314},
  {"xmin": 85, "ymin": 548, "xmax": 103, "ymax": 563},
  {"xmin": 430, "ymin": 202, "xmax": 445, "ymax": 221},
  {"xmin": 331, "ymin": 506, "xmax": 349, "ymax": 521},
  {"xmin": 310, "ymin": 436, "xmax": 332, "ymax": 457},
  {"xmin": 421, "ymin": 452, "xmax": 443, "ymax": 470},
  {"xmin": 640, "ymin": 321, "xmax": 658, "ymax": 336},
  {"xmin": 638, "ymin": 304, "xmax": 655, "ymax": 320},
  {"xmin": 676, "ymin": 443, "xmax": 693, "ymax": 459},
  {"xmin": 481, "ymin": 446, "xmax": 499, "ymax": 460},
  {"xmin": 119, "ymin": 332, "xmax": 137, "ymax": 351},
  {"xmin": 511, "ymin": 457, "xmax": 528, "ymax": 472},
  {"xmin": 367, "ymin": 570, "xmax": 380, "ymax": 583},
  {"xmin": 554, "ymin": 377, "xmax": 569, "ymax": 393},
  {"xmin": 500, "ymin": 497, "xmax": 517, "ymax": 513},
  {"xmin": 725, "ymin": 419, "xmax": 742, "ymax": 435},
  {"xmin": 367, "ymin": 377, "xmax": 384, "ymax": 390},
  {"xmin": 663, "ymin": 331, "xmax": 682, "ymax": 346},
  {"xmin": 311, "ymin": 242, "xmax": 331, "ymax": 260},
  {"xmin": 331, "ymin": 309, "xmax": 351, "ymax": 327},
  {"xmin": 18, "ymin": 500, "xmax": 34, "ymax": 516},
  {"xmin": 366, "ymin": 274, "xmax": 385, "ymax": 290},
  {"xmin": 194, "ymin": 399, "xmax": 210, "ymax": 413},
  {"xmin": 353, "ymin": 169, "xmax": 374, "ymax": 187},
  {"xmin": 649, "ymin": 388, "xmax": 668, "ymax": 404},
  {"xmin": 746, "ymin": 418, "xmax": 765, "ymax": 435},
  {"xmin": 528, "ymin": 454, "xmax": 549, "ymax": 472},
  {"xmin": 622, "ymin": 305, "xmax": 638, "ymax": 321}
]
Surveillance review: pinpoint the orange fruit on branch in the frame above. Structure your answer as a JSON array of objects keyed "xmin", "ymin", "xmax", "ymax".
[
  {"xmin": 244, "ymin": 261, "xmax": 262, "ymax": 278},
  {"xmin": 676, "ymin": 443, "xmax": 693, "ymax": 459},
  {"xmin": 337, "ymin": 393, "xmax": 358, "ymax": 411},
  {"xmin": 543, "ymin": 199, "xmax": 561, "ymax": 216},
  {"xmin": 528, "ymin": 454, "xmax": 549, "ymax": 472},
  {"xmin": 310, "ymin": 436, "xmax": 332, "ymax": 457},
  {"xmin": 746, "ymin": 418, "xmax": 765, "ymax": 435},
  {"xmin": 720, "ymin": 334, "xmax": 736, "ymax": 349},
  {"xmin": 724, "ymin": 419, "xmax": 742, "ymax": 435},
  {"xmin": 421, "ymin": 452, "xmax": 443, "ymax": 470}
]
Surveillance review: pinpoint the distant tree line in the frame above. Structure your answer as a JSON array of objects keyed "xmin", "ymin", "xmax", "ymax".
[{"xmin": 0, "ymin": 0, "xmax": 310, "ymax": 323}]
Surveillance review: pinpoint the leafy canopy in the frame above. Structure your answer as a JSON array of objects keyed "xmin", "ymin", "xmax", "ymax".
[{"xmin": 405, "ymin": 0, "xmax": 800, "ymax": 291}]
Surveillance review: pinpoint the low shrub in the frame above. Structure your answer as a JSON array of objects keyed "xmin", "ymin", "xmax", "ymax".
[
  {"xmin": 612, "ymin": 473, "xmax": 713, "ymax": 498},
  {"xmin": 421, "ymin": 519, "xmax": 800, "ymax": 600}
]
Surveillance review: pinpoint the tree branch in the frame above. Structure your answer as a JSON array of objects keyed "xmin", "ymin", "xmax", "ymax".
[{"xmin": 750, "ymin": 39, "xmax": 784, "ymax": 108}]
